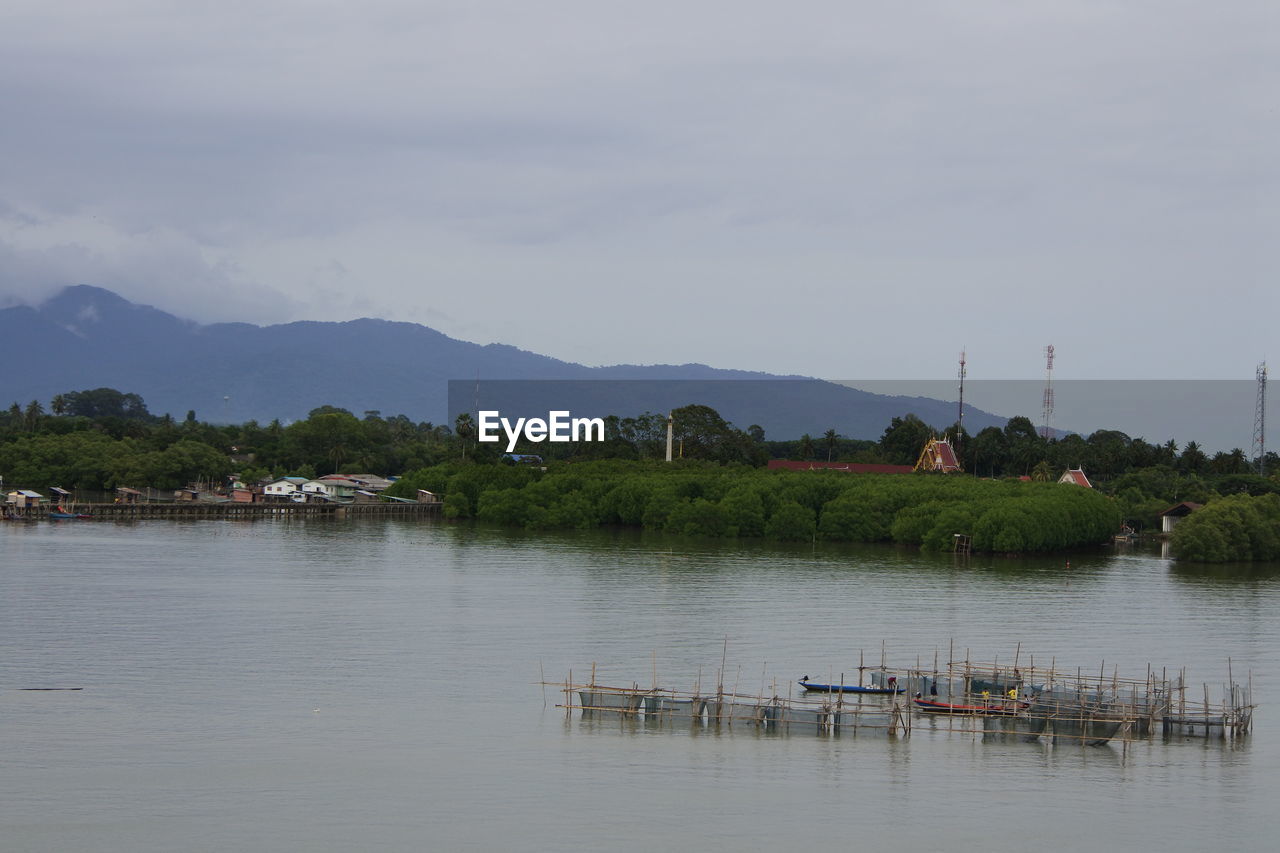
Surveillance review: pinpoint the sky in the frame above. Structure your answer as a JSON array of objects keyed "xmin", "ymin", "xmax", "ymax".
[{"xmin": 1, "ymin": 1, "xmax": 1276, "ymax": 379}]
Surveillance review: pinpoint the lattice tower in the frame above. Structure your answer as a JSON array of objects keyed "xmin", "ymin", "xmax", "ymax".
[
  {"xmin": 1041, "ymin": 345, "xmax": 1055, "ymax": 440},
  {"xmin": 1254, "ymin": 362, "xmax": 1267, "ymax": 474}
]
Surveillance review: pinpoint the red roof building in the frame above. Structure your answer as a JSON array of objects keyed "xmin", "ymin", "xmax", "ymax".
[
  {"xmin": 914, "ymin": 438, "xmax": 962, "ymax": 473},
  {"xmin": 1058, "ymin": 468, "xmax": 1092, "ymax": 488},
  {"xmin": 766, "ymin": 460, "xmax": 914, "ymax": 474}
]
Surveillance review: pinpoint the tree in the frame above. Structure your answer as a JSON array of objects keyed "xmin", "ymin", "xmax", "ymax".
[
  {"xmin": 824, "ymin": 429, "xmax": 838, "ymax": 462},
  {"xmin": 60, "ymin": 388, "xmax": 150, "ymax": 420},
  {"xmin": 798, "ymin": 434, "xmax": 814, "ymax": 461},
  {"xmin": 23, "ymin": 400, "xmax": 43, "ymax": 431},
  {"xmin": 670, "ymin": 404, "xmax": 733, "ymax": 460},
  {"xmin": 1179, "ymin": 441, "xmax": 1207, "ymax": 474},
  {"xmin": 765, "ymin": 500, "xmax": 816, "ymax": 541},
  {"xmin": 1002, "ymin": 416, "xmax": 1045, "ymax": 476},
  {"xmin": 1003, "ymin": 416, "xmax": 1040, "ymax": 443},
  {"xmin": 879, "ymin": 414, "xmax": 932, "ymax": 466},
  {"xmin": 454, "ymin": 413, "xmax": 475, "ymax": 461},
  {"xmin": 967, "ymin": 426, "xmax": 1008, "ymax": 476},
  {"xmin": 282, "ymin": 410, "xmax": 370, "ymax": 475}
]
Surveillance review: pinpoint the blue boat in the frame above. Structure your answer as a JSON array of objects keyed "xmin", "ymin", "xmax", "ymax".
[{"xmin": 798, "ymin": 677, "xmax": 903, "ymax": 695}]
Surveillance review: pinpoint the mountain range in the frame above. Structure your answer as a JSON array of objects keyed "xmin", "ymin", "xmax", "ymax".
[{"xmin": 0, "ymin": 286, "xmax": 1008, "ymax": 439}]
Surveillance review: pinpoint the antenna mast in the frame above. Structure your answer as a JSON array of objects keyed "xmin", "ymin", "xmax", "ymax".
[
  {"xmin": 1041, "ymin": 345, "xmax": 1055, "ymax": 440},
  {"xmin": 1254, "ymin": 362, "xmax": 1268, "ymax": 475},
  {"xmin": 957, "ymin": 349, "xmax": 966, "ymax": 447}
]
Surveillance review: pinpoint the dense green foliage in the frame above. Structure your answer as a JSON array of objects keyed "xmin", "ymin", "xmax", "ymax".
[
  {"xmin": 0, "ymin": 431, "xmax": 231, "ymax": 490},
  {"xmin": 6, "ymin": 388, "xmax": 1278, "ymax": 562},
  {"xmin": 1169, "ymin": 494, "xmax": 1280, "ymax": 562},
  {"xmin": 877, "ymin": 414, "xmax": 1277, "ymax": 481},
  {"xmin": 0, "ymin": 390, "xmax": 460, "ymax": 490},
  {"xmin": 389, "ymin": 461, "xmax": 1121, "ymax": 553}
]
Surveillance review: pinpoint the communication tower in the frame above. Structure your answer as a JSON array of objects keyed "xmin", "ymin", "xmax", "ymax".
[
  {"xmin": 1254, "ymin": 362, "xmax": 1268, "ymax": 475},
  {"xmin": 1041, "ymin": 345, "xmax": 1055, "ymax": 440},
  {"xmin": 957, "ymin": 349, "xmax": 966, "ymax": 443}
]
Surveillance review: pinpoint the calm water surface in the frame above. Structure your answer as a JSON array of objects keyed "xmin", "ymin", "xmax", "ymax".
[{"xmin": 2, "ymin": 518, "xmax": 1277, "ymax": 852}]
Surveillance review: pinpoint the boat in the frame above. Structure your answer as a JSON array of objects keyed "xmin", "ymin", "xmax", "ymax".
[
  {"xmin": 49, "ymin": 505, "xmax": 92, "ymax": 519},
  {"xmin": 914, "ymin": 697, "xmax": 1031, "ymax": 716},
  {"xmin": 798, "ymin": 678, "xmax": 903, "ymax": 694}
]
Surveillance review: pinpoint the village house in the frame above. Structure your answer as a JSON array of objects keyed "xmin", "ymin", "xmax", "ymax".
[
  {"xmin": 340, "ymin": 473, "xmax": 393, "ymax": 492},
  {"xmin": 6, "ymin": 489, "xmax": 44, "ymax": 508},
  {"xmin": 263, "ymin": 477, "xmax": 308, "ymax": 501},
  {"xmin": 1158, "ymin": 501, "xmax": 1203, "ymax": 534},
  {"xmin": 305, "ymin": 475, "xmax": 359, "ymax": 500},
  {"xmin": 115, "ymin": 486, "xmax": 143, "ymax": 504}
]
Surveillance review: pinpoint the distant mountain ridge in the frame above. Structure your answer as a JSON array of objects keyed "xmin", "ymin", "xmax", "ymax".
[{"xmin": 0, "ymin": 286, "xmax": 1008, "ymax": 439}]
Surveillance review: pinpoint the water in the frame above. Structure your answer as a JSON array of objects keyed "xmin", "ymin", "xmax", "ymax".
[{"xmin": 2, "ymin": 519, "xmax": 1277, "ymax": 851}]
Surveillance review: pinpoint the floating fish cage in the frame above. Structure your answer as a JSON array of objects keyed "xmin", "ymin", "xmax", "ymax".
[
  {"xmin": 547, "ymin": 646, "xmax": 1256, "ymax": 750},
  {"xmin": 566, "ymin": 682, "xmax": 903, "ymax": 737}
]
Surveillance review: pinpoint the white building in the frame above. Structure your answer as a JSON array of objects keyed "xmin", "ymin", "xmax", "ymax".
[{"xmin": 263, "ymin": 477, "xmax": 308, "ymax": 499}]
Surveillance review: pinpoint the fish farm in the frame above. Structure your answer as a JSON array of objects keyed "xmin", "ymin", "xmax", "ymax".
[{"xmin": 548, "ymin": 644, "xmax": 1256, "ymax": 752}]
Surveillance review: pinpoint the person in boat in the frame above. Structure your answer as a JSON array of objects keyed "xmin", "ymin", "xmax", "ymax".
[{"xmin": 887, "ymin": 676, "xmax": 897, "ymax": 690}]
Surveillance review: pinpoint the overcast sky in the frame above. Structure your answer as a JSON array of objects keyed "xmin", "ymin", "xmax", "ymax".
[{"xmin": 1, "ymin": 1, "xmax": 1275, "ymax": 379}]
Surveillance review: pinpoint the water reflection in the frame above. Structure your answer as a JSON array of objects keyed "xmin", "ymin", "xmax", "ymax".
[{"xmin": 3, "ymin": 518, "xmax": 1276, "ymax": 852}]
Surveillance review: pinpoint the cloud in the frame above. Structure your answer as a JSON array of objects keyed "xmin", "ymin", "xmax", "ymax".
[
  {"xmin": 0, "ymin": 209, "xmax": 301, "ymax": 323},
  {"xmin": 0, "ymin": 1, "xmax": 1275, "ymax": 376}
]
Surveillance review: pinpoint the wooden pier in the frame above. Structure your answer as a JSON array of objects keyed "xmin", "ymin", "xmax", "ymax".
[{"xmin": 12, "ymin": 501, "xmax": 441, "ymax": 521}]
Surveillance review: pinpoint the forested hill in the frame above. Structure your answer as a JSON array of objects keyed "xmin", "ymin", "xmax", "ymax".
[{"xmin": 0, "ymin": 286, "xmax": 1008, "ymax": 437}]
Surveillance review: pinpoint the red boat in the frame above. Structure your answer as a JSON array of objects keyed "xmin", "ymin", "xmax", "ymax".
[{"xmin": 913, "ymin": 697, "xmax": 1031, "ymax": 716}]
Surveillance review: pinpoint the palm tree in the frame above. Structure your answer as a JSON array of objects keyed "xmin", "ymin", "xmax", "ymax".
[
  {"xmin": 23, "ymin": 400, "xmax": 43, "ymax": 431},
  {"xmin": 824, "ymin": 429, "xmax": 838, "ymax": 462},
  {"xmin": 328, "ymin": 443, "xmax": 347, "ymax": 471},
  {"xmin": 455, "ymin": 413, "xmax": 475, "ymax": 461}
]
